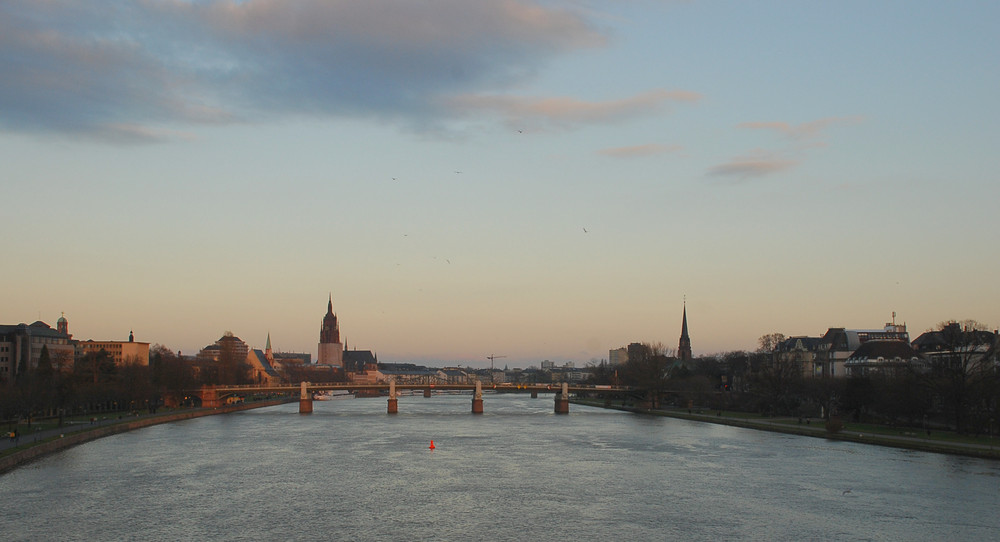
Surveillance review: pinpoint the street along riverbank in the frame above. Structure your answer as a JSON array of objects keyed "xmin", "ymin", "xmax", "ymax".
[
  {"xmin": 1, "ymin": 397, "xmax": 295, "ymax": 475},
  {"xmin": 572, "ymin": 398, "xmax": 1000, "ymax": 461}
]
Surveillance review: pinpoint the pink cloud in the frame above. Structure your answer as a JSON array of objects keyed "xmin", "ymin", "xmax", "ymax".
[
  {"xmin": 737, "ymin": 116, "xmax": 863, "ymax": 140},
  {"xmin": 450, "ymin": 89, "xmax": 702, "ymax": 128}
]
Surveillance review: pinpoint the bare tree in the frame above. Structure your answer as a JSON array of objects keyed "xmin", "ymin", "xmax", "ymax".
[
  {"xmin": 919, "ymin": 320, "xmax": 999, "ymax": 433},
  {"xmin": 757, "ymin": 333, "xmax": 787, "ymax": 353}
]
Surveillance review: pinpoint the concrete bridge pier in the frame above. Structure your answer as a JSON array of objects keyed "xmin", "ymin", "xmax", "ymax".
[
  {"xmin": 530, "ymin": 391, "xmax": 538, "ymax": 398},
  {"xmin": 472, "ymin": 381, "xmax": 484, "ymax": 414},
  {"xmin": 387, "ymin": 381, "xmax": 398, "ymax": 414},
  {"xmin": 424, "ymin": 388, "xmax": 432, "ymax": 398},
  {"xmin": 554, "ymin": 382, "xmax": 569, "ymax": 414},
  {"xmin": 299, "ymin": 382, "xmax": 313, "ymax": 414},
  {"xmin": 200, "ymin": 386, "xmax": 221, "ymax": 408}
]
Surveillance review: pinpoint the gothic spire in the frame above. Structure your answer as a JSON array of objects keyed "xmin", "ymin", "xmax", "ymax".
[
  {"xmin": 681, "ymin": 301, "xmax": 689, "ymax": 340},
  {"xmin": 678, "ymin": 299, "xmax": 692, "ymax": 361}
]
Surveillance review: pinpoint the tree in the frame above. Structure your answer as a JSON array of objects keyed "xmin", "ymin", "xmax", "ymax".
[
  {"xmin": 619, "ymin": 342, "xmax": 671, "ymax": 406},
  {"xmin": 215, "ymin": 335, "xmax": 252, "ymax": 385},
  {"xmin": 919, "ymin": 320, "xmax": 999, "ymax": 433},
  {"xmin": 757, "ymin": 333, "xmax": 787, "ymax": 353},
  {"xmin": 749, "ymin": 354, "xmax": 804, "ymax": 415},
  {"xmin": 586, "ymin": 360, "xmax": 617, "ymax": 386}
]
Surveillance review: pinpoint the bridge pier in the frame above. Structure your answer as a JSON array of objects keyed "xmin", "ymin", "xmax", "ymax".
[
  {"xmin": 299, "ymin": 382, "xmax": 313, "ymax": 414},
  {"xmin": 530, "ymin": 391, "xmax": 538, "ymax": 399},
  {"xmin": 554, "ymin": 382, "xmax": 569, "ymax": 414},
  {"xmin": 472, "ymin": 381, "xmax": 484, "ymax": 414},
  {"xmin": 387, "ymin": 381, "xmax": 398, "ymax": 414},
  {"xmin": 424, "ymin": 388, "xmax": 432, "ymax": 398},
  {"xmin": 200, "ymin": 386, "xmax": 221, "ymax": 408}
]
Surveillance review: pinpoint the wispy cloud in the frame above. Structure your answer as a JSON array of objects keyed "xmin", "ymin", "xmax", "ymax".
[
  {"xmin": 0, "ymin": 0, "xmax": 606, "ymax": 141},
  {"xmin": 450, "ymin": 89, "xmax": 701, "ymax": 129},
  {"xmin": 737, "ymin": 116, "xmax": 863, "ymax": 142},
  {"xmin": 598, "ymin": 143, "xmax": 682, "ymax": 158},
  {"xmin": 708, "ymin": 150, "xmax": 797, "ymax": 180},
  {"xmin": 708, "ymin": 116, "xmax": 861, "ymax": 180}
]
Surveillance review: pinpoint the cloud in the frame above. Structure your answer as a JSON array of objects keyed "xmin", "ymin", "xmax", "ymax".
[
  {"xmin": 736, "ymin": 116, "xmax": 863, "ymax": 141},
  {"xmin": 708, "ymin": 116, "xmax": 861, "ymax": 180},
  {"xmin": 708, "ymin": 151, "xmax": 797, "ymax": 180},
  {"xmin": 0, "ymin": 0, "xmax": 606, "ymax": 141},
  {"xmin": 449, "ymin": 89, "xmax": 701, "ymax": 129},
  {"xmin": 598, "ymin": 143, "xmax": 682, "ymax": 158}
]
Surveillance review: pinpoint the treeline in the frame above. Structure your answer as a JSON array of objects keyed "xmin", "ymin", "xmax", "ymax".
[
  {"xmin": 0, "ymin": 344, "xmax": 253, "ymax": 425},
  {"xmin": 589, "ymin": 330, "xmax": 1000, "ymax": 436}
]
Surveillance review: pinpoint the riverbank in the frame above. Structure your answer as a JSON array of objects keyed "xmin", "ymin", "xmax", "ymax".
[
  {"xmin": 573, "ymin": 399, "xmax": 1000, "ymax": 460},
  {"xmin": 0, "ymin": 397, "xmax": 296, "ymax": 475}
]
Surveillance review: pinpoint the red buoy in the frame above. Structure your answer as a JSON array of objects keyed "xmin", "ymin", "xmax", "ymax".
[{"xmin": 429, "ymin": 440, "xmax": 436, "ymax": 450}]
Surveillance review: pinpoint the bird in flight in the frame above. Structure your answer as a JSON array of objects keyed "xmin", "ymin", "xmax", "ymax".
[{"xmin": 583, "ymin": 227, "xmax": 588, "ymax": 233}]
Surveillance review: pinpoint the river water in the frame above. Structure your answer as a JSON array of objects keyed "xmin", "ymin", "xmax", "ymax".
[{"xmin": 2, "ymin": 394, "xmax": 999, "ymax": 541}]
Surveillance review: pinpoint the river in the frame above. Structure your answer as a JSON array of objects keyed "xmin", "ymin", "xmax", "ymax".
[{"xmin": 2, "ymin": 394, "xmax": 998, "ymax": 541}]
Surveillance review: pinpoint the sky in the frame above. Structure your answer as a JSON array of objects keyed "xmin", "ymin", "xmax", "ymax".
[{"xmin": 2, "ymin": 0, "xmax": 999, "ymax": 368}]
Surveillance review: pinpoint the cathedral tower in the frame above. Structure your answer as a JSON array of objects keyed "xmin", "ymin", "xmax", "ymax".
[
  {"xmin": 678, "ymin": 301, "xmax": 692, "ymax": 361},
  {"xmin": 318, "ymin": 295, "xmax": 344, "ymax": 367}
]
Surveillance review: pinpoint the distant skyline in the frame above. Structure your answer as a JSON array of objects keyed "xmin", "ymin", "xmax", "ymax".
[{"xmin": 2, "ymin": 1, "xmax": 998, "ymax": 368}]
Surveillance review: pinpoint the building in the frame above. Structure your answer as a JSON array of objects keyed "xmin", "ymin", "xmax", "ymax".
[
  {"xmin": 343, "ymin": 349, "xmax": 378, "ymax": 375},
  {"xmin": 814, "ymin": 318, "xmax": 910, "ymax": 378},
  {"xmin": 246, "ymin": 349, "xmax": 281, "ymax": 385},
  {"xmin": 776, "ymin": 336, "xmax": 825, "ymax": 377},
  {"xmin": 609, "ymin": 347, "xmax": 627, "ymax": 366},
  {"xmin": 678, "ymin": 302, "xmax": 692, "ymax": 361},
  {"xmin": 77, "ymin": 330, "xmax": 150, "ymax": 366},
  {"xmin": 911, "ymin": 323, "xmax": 1000, "ymax": 371},
  {"xmin": 197, "ymin": 332, "xmax": 250, "ymax": 362},
  {"xmin": 0, "ymin": 319, "xmax": 76, "ymax": 381},
  {"xmin": 844, "ymin": 340, "xmax": 923, "ymax": 377},
  {"xmin": 317, "ymin": 295, "xmax": 344, "ymax": 367}
]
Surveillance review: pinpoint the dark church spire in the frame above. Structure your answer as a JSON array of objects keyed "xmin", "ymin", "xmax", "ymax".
[
  {"xmin": 678, "ymin": 299, "xmax": 692, "ymax": 361},
  {"xmin": 320, "ymin": 294, "xmax": 340, "ymax": 344}
]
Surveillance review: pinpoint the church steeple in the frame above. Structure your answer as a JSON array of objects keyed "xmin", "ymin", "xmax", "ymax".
[
  {"xmin": 320, "ymin": 295, "xmax": 340, "ymax": 344},
  {"xmin": 678, "ymin": 300, "xmax": 692, "ymax": 361},
  {"xmin": 265, "ymin": 332, "xmax": 273, "ymax": 362},
  {"xmin": 318, "ymin": 294, "xmax": 344, "ymax": 367}
]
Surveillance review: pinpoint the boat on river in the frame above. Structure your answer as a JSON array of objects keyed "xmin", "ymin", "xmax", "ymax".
[{"xmin": 313, "ymin": 390, "xmax": 353, "ymax": 401}]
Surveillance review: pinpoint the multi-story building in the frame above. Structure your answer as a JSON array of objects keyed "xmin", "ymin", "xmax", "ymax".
[
  {"xmin": 911, "ymin": 323, "xmax": 999, "ymax": 371},
  {"xmin": 0, "ymin": 319, "xmax": 76, "ymax": 381},
  {"xmin": 77, "ymin": 330, "xmax": 150, "ymax": 366},
  {"xmin": 608, "ymin": 347, "xmax": 627, "ymax": 366},
  {"xmin": 844, "ymin": 340, "xmax": 923, "ymax": 377},
  {"xmin": 197, "ymin": 332, "xmax": 249, "ymax": 362},
  {"xmin": 814, "ymin": 318, "xmax": 910, "ymax": 378},
  {"xmin": 776, "ymin": 336, "xmax": 825, "ymax": 377}
]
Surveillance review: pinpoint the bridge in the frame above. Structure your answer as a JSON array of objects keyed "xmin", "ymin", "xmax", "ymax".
[{"xmin": 196, "ymin": 381, "xmax": 635, "ymax": 414}]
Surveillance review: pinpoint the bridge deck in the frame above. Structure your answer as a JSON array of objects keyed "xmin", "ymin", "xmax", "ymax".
[{"xmin": 214, "ymin": 383, "xmax": 630, "ymax": 394}]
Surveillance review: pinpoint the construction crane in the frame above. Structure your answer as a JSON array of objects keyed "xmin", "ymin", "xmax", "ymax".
[{"xmin": 487, "ymin": 354, "xmax": 506, "ymax": 371}]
